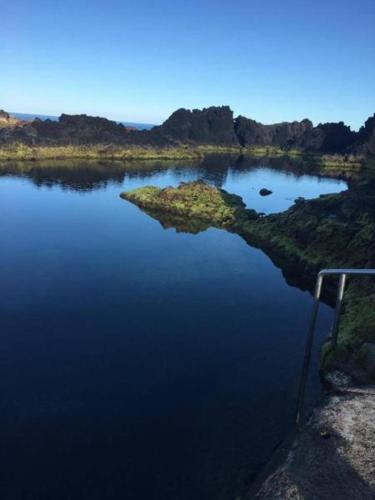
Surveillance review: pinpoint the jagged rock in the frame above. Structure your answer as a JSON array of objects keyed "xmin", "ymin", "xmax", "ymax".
[
  {"xmin": 152, "ymin": 106, "xmax": 238, "ymax": 145},
  {"xmin": 0, "ymin": 105, "xmax": 374, "ymax": 156},
  {"xmin": 316, "ymin": 121, "xmax": 356, "ymax": 153},
  {"xmin": 234, "ymin": 115, "xmax": 313, "ymax": 148},
  {"xmin": 354, "ymin": 114, "xmax": 375, "ymax": 157}
]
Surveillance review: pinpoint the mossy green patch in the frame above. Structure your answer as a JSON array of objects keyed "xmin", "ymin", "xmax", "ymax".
[
  {"xmin": 0, "ymin": 143, "xmax": 365, "ymax": 177},
  {"xmin": 121, "ymin": 180, "xmax": 257, "ymax": 227}
]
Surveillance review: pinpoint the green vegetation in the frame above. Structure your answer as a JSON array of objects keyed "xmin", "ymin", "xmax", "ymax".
[
  {"xmin": 0, "ymin": 142, "xmax": 364, "ymax": 173},
  {"xmin": 121, "ymin": 180, "xmax": 257, "ymax": 227},
  {"xmin": 0, "ymin": 144, "xmax": 213, "ymax": 161},
  {"xmin": 121, "ymin": 177, "xmax": 375, "ymax": 381}
]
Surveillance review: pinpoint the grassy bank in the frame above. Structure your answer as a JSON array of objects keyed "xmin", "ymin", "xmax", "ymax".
[
  {"xmin": 121, "ymin": 178, "xmax": 375, "ymax": 381},
  {"xmin": 0, "ymin": 142, "xmax": 364, "ymax": 171},
  {"xmin": 0, "ymin": 144, "xmax": 217, "ymax": 161}
]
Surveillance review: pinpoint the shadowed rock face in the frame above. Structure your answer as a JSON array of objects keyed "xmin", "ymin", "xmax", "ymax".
[
  {"xmin": 315, "ymin": 122, "xmax": 357, "ymax": 153},
  {"xmin": 355, "ymin": 114, "xmax": 375, "ymax": 157},
  {"xmin": 31, "ymin": 114, "xmax": 139, "ymax": 145},
  {"xmin": 0, "ymin": 106, "xmax": 374, "ymax": 156},
  {"xmin": 151, "ymin": 106, "xmax": 239, "ymax": 145},
  {"xmin": 234, "ymin": 116, "xmax": 314, "ymax": 148}
]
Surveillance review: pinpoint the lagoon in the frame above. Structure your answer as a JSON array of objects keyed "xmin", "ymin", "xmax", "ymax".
[{"xmin": 0, "ymin": 158, "xmax": 346, "ymax": 499}]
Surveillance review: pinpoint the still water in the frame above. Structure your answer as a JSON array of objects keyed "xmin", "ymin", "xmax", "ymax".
[{"xmin": 0, "ymin": 157, "xmax": 346, "ymax": 499}]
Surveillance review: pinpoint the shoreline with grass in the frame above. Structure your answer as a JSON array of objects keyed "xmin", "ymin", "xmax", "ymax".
[
  {"xmin": 0, "ymin": 142, "xmax": 362, "ymax": 163},
  {"xmin": 120, "ymin": 178, "xmax": 375, "ymax": 496},
  {"xmin": 120, "ymin": 179, "xmax": 375, "ymax": 383},
  {"xmin": 0, "ymin": 143, "xmax": 364, "ymax": 184}
]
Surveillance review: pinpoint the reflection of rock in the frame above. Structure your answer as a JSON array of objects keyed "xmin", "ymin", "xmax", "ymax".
[
  {"xmin": 259, "ymin": 188, "xmax": 272, "ymax": 196},
  {"xmin": 0, "ymin": 159, "xmax": 185, "ymax": 191},
  {"xmin": 152, "ymin": 212, "xmax": 212, "ymax": 234}
]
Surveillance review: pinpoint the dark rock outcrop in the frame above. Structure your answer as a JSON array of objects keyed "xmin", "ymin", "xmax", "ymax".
[
  {"xmin": 314, "ymin": 121, "xmax": 356, "ymax": 154},
  {"xmin": 290, "ymin": 121, "xmax": 357, "ymax": 154},
  {"xmin": 32, "ymin": 114, "xmax": 135, "ymax": 145},
  {"xmin": 234, "ymin": 116, "xmax": 360, "ymax": 154},
  {"xmin": 234, "ymin": 116, "xmax": 313, "ymax": 148},
  {"xmin": 0, "ymin": 105, "xmax": 374, "ymax": 157},
  {"xmin": 151, "ymin": 106, "xmax": 238, "ymax": 145},
  {"xmin": 354, "ymin": 114, "xmax": 375, "ymax": 157}
]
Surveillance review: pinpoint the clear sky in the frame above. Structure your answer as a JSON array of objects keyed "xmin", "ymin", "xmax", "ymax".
[{"xmin": 1, "ymin": 0, "xmax": 374, "ymax": 129}]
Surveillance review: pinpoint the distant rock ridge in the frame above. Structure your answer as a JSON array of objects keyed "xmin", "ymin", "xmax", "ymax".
[{"xmin": 0, "ymin": 106, "xmax": 374, "ymax": 156}]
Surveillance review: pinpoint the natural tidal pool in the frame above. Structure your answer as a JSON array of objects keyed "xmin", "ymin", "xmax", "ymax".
[{"xmin": 0, "ymin": 158, "xmax": 346, "ymax": 499}]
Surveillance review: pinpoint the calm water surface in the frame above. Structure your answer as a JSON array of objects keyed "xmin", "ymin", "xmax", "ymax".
[{"xmin": 0, "ymin": 158, "xmax": 346, "ymax": 499}]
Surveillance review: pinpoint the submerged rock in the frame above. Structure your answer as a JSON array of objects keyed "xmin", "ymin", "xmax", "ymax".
[{"xmin": 259, "ymin": 188, "xmax": 273, "ymax": 196}]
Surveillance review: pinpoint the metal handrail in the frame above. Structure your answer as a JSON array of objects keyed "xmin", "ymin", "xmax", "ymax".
[{"xmin": 295, "ymin": 268, "xmax": 375, "ymax": 425}]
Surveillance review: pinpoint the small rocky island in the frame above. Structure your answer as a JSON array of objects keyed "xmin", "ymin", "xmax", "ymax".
[{"xmin": 121, "ymin": 180, "xmax": 257, "ymax": 228}]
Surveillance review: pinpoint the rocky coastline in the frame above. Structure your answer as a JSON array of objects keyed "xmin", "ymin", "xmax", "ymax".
[
  {"xmin": 1, "ymin": 106, "xmax": 374, "ymax": 160},
  {"xmin": 120, "ymin": 178, "xmax": 375, "ymax": 497},
  {"xmin": 120, "ymin": 179, "xmax": 375, "ymax": 384}
]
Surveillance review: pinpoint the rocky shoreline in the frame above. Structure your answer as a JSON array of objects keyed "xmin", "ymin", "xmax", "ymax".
[
  {"xmin": 120, "ymin": 179, "xmax": 375, "ymax": 382},
  {"xmin": 120, "ymin": 178, "xmax": 375, "ymax": 497},
  {"xmin": 252, "ymin": 379, "xmax": 375, "ymax": 499}
]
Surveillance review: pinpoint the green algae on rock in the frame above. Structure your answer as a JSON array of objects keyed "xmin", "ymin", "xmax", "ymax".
[{"xmin": 121, "ymin": 180, "xmax": 258, "ymax": 227}]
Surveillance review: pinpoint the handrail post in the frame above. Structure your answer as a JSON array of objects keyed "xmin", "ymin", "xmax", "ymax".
[
  {"xmin": 295, "ymin": 268, "xmax": 375, "ymax": 427},
  {"xmin": 295, "ymin": 273, "xmax": 323, "ymax": 425},
  {"xmin": 331, "ymin": 273, "xmax": 346, "ymax": 349}
]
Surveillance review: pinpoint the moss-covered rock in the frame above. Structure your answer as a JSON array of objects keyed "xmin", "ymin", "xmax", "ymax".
[{"xmin": 121, "ymin": 180, "xmax": 258, "ymax": 228}]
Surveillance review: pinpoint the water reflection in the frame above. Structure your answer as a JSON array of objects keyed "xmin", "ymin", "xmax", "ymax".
[
  {"xmin": 0, "ymin": 159, "xmax": 171, "ymax": 191},
  {"xmin": 0, "ymin": 154, "xmax": 347, "ymax": 193},
  {"xmin": 0, "ymin": 159, "xmax": 337, "ymax": 500}
]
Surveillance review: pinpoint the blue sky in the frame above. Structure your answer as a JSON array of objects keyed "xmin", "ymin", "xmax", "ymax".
[{"xmin": 1, "ymin": 0, "xmax": 374, "ymax": 128}]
